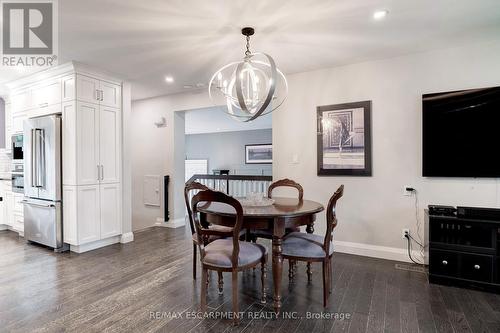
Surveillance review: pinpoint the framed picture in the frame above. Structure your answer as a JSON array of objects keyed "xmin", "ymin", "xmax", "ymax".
[
  {"xmin": 317, "ymin": 101, "xmax": 372, "ymax": 176},
  {"xmin": 245, "ymin": 144, "xmax": 273, "ymax": 164}
]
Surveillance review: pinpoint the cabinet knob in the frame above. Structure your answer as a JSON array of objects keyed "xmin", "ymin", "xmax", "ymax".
[
  {"xmin": 474, "ymin": 264, "xmax": 480, "ymax": 270},
  {"xmin": 442, "ymin": 260, "xmax": 448, "ymax": 265}
]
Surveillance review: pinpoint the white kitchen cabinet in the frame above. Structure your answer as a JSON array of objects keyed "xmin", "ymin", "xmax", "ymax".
[
  {"xmin": 32, "ymin": 78, "xmax": 61, "ymax": 108},
  {"xmin": 5, "ymin": 191, "xmax": 13, "ymax": 227},
  {"xmin": 12, "ymin": 111, "xmax": 26, "ymax": 133},
  {"xmin": 100, "ymin": 81, "xmax": 121, "ymax": 108},
  {"xmin": 76, "ymin": 75, "xmax": 100, "ymax": 104},
  {"xmin": 76, "ymin": 75, "xmax": 120, "ymax": 108},
  {"xmin": 11, "ymin": 90, "xmax": 32, "ymax": 111},
  {"xmin": 4, "ymin": 102, "xmax": 12, "ymax": 153},
  {"xmin": 99, "ymin": 106, "xmax": 120, "ymax": 183},
  {"xmin": 100, "ymin": 183, "xmax": 121, "ymax": 238},
  {"xmin": 62, "ymin": 102, "xmax": 77, "ymax": 185},
  {"xmin": 61, "ymin": 75, "xmax": 75, "ymax": 102},
  {"xmin": 63, "ymin": 183, "xmax": 121, "ymax": 245},
  {"xmin": 6, "ymin": 62, "xmax": 125, "ymax": 251},
  {"xmin": 68, "ymin": 102, "xmax": 120, "ymax": 186},
  {"xmin": 76, "ymin": 102, "xmax": 100, "ymax": 185},
  {"xmin": 76, "ymin": 185, "xmax": 100, "ymax": 244}
]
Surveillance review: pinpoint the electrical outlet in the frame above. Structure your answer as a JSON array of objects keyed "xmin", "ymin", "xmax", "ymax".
[
  {"xmin": 402, "ymin": 228, "xmax": 410, "ymax": 240},
  {"xmin": 403, "ymin": 185, "xmax": 414, "ymax": 196}
]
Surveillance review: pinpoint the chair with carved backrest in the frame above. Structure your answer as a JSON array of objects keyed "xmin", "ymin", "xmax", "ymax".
[
  {"xmin": 184, "ymin": 181, "xmax": 233, "ymax": 287},
  {"xmin": 191, "ymin": 189, "xmax": 267, "ymax": 324},
  {"xmin": 281, "ymin": 185, "xmax": 344, "ymax": 307}
]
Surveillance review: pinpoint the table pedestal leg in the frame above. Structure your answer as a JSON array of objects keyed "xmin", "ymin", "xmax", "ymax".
[{"xmin": 272, "ymin": 236, "xmax": 283, "ymax": 314}]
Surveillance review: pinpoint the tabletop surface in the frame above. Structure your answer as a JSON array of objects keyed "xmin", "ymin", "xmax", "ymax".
[{"xmin": 197, "ymin": 197, "xmax": 324, "ymax": 218}]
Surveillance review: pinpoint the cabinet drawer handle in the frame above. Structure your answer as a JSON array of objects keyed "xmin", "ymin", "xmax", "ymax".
[
  {"xmin": 39, "ymin": 102, "xmax": 48, "ymax": 108},
  {"xmin": 442, "ymin": 260, "xmax": 448, "ymax": 265},
  {"xmin": 474, "ymin": 264, "xmax": 480, "ymax": 270}
]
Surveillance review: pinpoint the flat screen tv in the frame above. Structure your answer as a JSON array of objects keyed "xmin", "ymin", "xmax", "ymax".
[{"xmin": 423, "ymin": 86, "xmax": 500, "ymax": 177}]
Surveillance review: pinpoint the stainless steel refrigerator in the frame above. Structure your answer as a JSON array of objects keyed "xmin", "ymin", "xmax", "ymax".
[{"xmin": 23, "ymin": 114, "xmax": 65, "ymax": 250}]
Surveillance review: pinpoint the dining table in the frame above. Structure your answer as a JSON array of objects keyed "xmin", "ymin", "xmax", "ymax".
[{"xmin": 197, "ymin": 196, "xmax": 324, "ymax": 313}]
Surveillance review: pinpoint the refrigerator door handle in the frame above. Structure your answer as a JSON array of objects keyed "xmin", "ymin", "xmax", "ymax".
[
  {"xmin": 31, "ymin": 128, "xmax": 37, "ymax": 188},
  {"xmin": 21, "ymin": 200, "xmax": 56, "ymax": 208},
  {"xmin": 34, "ymin": 129, "xmax": 45, "ymax": 188}
]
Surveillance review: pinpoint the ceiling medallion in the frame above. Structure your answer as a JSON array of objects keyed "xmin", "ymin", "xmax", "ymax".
[{"xmin": 209, "ymin": 27, "xmax": 288, "ymax": 122}]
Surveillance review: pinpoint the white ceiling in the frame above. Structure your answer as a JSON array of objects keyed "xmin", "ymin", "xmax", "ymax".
[
  {"xmin": 184, "ymin": 106, "xmax": 272, "ymax": 135},
  {"xmin": 1, "ymin": 0, "xmax": 500, "ymax": 100}
]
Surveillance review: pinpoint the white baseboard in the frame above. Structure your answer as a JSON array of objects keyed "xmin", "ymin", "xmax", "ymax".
[
  {"xmin": 334, "ymin": 240, "xmax": 424, "ymax": 264},
  {"xmin": 70, "ymin": 236, "xmax": 120, "ymax": 253},
  {"xmin": 0, "ymin": 224, "xmax": 8, "ymax": 231},
  {"xmin": 155, "ymin": 217, "xmax": 185, "ymax": 229},
  {"xmin": 120, "ymin": 232, "xmax": 134, "ymax": 244}
]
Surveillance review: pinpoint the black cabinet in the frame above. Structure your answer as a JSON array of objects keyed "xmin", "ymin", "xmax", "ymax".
[{"xmin": 427, "ymin": 210, "xmax": 500, "ymax": 293}]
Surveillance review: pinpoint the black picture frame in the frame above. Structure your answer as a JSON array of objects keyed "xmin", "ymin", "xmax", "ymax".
[
  {"xmin": 317, "ymin": 101, "xmax": 372, "ymax": 176},
  {"xmin": 245, "ymin": 144, "xmax": 273, "ymax": 164}
]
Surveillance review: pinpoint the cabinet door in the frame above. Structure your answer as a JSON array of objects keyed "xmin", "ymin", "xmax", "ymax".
[
  {"xmin": 76, "ymin": 102, "xmax": 99, "ymax": 185},
  {"xmin": 32, "ymin": 78, "xmax": 61, "ymax": 108},
  {"xmin": 61, "ymin": 75, "xmax": 76, "ymax": 102},
  {"xmin": 62, "ymin": 186, "xmax": 78, "ymax": 245},
  {"xmin": 62, "ymin": 102, "xmax": 77, "ymax": 185},
  {"xmin": 5, "ymin": 103, "xmax": 11, "ymax": 152},
  {"xmin": 77, "ymin": 185, "xmax": 100, "ymax": 244},
  {"xmin": 100, "ymin": 183, "xmax": 121, "ymax": 238},
  {"xmin": 11, "ymin": 90, "xmax": 32, "ymax": 112},
  {"xmin": 5, "ymin": 191, "xmax": 13, "ymax": 227},
  {"xmin": 12, "ymin": 112, "xmax": 26, "ymax": 133},
  {"xmin": 99, "ymin": 106, "xmax": 120, "ymax": 183},
  {"xmin": 100, "ymin": 81, "xmax": 121, "ymax": 108},
  {"xmin": 76, "ymin": 75, "xmax": 100, "ymax": 104}
]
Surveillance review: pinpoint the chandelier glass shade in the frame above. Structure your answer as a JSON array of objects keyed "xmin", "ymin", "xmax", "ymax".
[{"xmin": 208, "ymin": 27, "xmax": 288, "ymax": 122}]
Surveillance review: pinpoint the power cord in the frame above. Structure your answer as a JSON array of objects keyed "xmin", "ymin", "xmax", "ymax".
[{"xmin": 405, "ymin": 187, "xmax": 425, "ymax": 265}]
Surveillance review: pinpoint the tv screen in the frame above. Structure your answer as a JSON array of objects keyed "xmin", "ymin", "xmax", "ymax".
[{"xmin": 423, "ymin": 86, "xmax": 500, "ymax": 177}]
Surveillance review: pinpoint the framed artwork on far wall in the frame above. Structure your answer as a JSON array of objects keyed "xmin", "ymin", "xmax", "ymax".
[
  {"xmin": 245, "ymin": 144, "xmax": 273, "ymax": 164},
  {"xmin": 317, "ymin": 101, "xmax": 372, "ymax": 176}
]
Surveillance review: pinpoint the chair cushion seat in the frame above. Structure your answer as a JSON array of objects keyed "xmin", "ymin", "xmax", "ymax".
[
  {"xmin": 202, "ymin": 239, "xmax": 267, "ymax": 268},
  {"xmin": 282, "ymin": 232, "xmax": 333, "ymax": 258}
]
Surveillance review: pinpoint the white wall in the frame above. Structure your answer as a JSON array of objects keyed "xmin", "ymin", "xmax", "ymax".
[
  {"xmin": 131, "ymin": 91, "xmax": 212, "ymax": 231},
  {"xmin": 185, "ymin": 129, "xmax": 273, "ymax": 176},
  {"xmin": 273, "ymin": 39, "xmax": 500, "ymax": 261},
  {"xmin": 131, "ymin": 39, "xmax": 500, "ymax": 262}
]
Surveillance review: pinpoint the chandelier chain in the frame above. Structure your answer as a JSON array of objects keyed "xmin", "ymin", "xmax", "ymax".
[{"xmin": 245, "ymin": 36, "xmax": 251, "ymax": 56}]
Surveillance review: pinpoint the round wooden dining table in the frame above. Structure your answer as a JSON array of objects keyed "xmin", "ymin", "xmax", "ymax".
[{"xmin": 197, "ymin": 197, "xmax": 324, "ymax": 313}]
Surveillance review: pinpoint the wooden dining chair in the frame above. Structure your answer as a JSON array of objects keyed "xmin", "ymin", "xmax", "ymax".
[
  {"xmin": 251, "ymin": 178, "xmax": 304, "ymax": 241},
  {"xmin": 192, "ymin": 189, "xmax": 268, "ymax": 324},
  {"xmin": 281, "ymin": 185, "xmax": 344, "ymax": 307},
  {"xmin": 184, "ymin": 181, "xmax": 232, "ymax": 284}
]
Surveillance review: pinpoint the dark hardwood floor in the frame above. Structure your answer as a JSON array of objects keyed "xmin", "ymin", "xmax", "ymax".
[{"xmin": 1, "ymin": 227, "xmax": 500, "ymax": 333}]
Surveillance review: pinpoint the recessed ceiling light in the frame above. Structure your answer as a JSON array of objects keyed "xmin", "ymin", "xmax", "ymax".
[
  {"xmin": 373, "ymin": 10, "xmax": 388, "ymax": 20},
  {"xmin": 165, "ymin": 76, "xmax": 174, "ymax": 83}
]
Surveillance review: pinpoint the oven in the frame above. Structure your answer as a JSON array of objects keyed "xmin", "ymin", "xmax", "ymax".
[
  {"xmin": 12, "ymin": 134, "xmax": 23, "ymax": 162},
  {"xmin": 12, "ymin": 163, "xmax": 24, "ymax": 194}
]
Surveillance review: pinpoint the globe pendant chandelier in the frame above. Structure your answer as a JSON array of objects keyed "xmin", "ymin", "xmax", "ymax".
[{"xmin": 208, "ymin": 27, "xmax": 288, "ymax": 122}]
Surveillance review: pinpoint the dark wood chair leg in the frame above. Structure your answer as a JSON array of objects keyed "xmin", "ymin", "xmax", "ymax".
[
  {"xmin": 218, "ymin": 271, "xmax": 224, "ymax": 295},
  {"xmin": 232, "ymin": 271, "xmax": 239, "ymax": 325},
  {"xmin": 329, "ymin": 256, "xmax": 333, "ymax": 294},
  {"xmin": 307, "ymin": 262, "xmax": 312, "ymax": 283},
  {"xmin": 192, "ymin": 243, "xmax": 197, "ymax": 280},
  {"xmin": 261, "ymin": 257, "xmax": 267, "ymax": 304},
  {"xmin": 201, "ymin": 267, "xmax": 208, "ymax": 312},
  {"xmin": 322, "ymin": 261, "xmax": 328, "ymax": 307}
]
